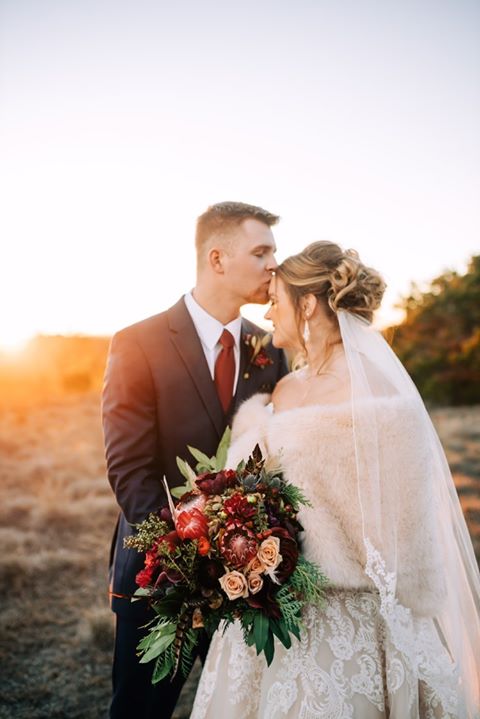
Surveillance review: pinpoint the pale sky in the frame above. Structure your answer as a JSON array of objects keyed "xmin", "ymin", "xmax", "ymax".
[{"xmin": 1, "ymin": 0, "xmax": 479, "ymax": 349}]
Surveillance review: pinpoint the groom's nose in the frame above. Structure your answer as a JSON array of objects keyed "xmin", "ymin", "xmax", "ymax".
[{"xmin": 265, "ymin": 251, "xmax": 278, "ymax": 272}]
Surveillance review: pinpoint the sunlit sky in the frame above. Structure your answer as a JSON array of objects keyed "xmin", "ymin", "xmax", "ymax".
[{"xmin": 1, "ymin": 0, "xmax": 479, "ymax": 350}]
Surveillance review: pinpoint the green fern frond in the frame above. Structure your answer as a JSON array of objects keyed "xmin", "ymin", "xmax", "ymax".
[{"xmin": 279, "ymin": 483, "xmax": 313, "ymax": 510}]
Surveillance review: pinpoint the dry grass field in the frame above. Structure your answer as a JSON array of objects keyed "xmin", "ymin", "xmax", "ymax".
[{"xmin": 0, "ymin": 393, "xmax": 478, "ymax": 718}]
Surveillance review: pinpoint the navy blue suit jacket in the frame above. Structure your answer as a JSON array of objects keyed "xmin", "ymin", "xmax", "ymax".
[{"xmin": 102, "ymin": 297, "xmax": 288, "ymax": 616}]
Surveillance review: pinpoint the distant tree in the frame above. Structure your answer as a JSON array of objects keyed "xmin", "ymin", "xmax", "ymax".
[{"xmin": 391, "ymin": 255, "xmax": 480, "ymax": 405}]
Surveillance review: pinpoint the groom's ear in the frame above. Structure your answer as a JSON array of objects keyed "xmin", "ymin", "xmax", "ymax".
[{"xmin": 208, "ymin": 247, "xmax": 226, "ymax": 274}]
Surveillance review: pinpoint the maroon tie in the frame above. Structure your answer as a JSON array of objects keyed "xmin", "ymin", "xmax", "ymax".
[{"xmin": 214, "ymin": 329, "xmax": 235, "ymax": 413}]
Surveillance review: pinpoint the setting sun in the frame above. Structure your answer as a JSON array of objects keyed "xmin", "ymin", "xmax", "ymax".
[{"xmin": 0, "ymin": 327, "xmax": 32, "ymax": 355}]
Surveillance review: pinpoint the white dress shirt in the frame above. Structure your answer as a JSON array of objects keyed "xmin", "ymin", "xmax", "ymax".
[{"xmin": 184, "ymin": 292, "xmax": 242, "ymax": 393}]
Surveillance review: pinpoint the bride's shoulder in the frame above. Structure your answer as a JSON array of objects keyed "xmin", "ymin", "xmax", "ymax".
[{"xmin": 271, "ymin": 368, "xmax": 305, "ymax": 406}]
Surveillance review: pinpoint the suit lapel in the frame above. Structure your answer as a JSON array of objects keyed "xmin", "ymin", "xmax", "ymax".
[{"xmin": 167, "ymin": 298, "xmax": 224, "ymax": 437}]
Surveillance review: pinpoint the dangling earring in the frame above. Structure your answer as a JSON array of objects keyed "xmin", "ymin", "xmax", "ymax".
[{"xmin": 303, "ymin": 317, "xmax": 310, "ymax": 343}]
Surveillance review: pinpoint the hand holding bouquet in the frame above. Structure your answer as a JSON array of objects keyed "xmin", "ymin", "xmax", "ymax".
[{"xmin": 125, "ymin": 430, "xmax": 327, "ymax": 683}]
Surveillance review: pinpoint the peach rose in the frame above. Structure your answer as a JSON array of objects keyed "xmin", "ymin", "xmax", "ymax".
[
  {"xmin": 257, "ymin": 536, "xmax": 282, "ymax": 573},
  {"xmin": 246, "ymin": 555, "xmax": 267, "ymax": 574},
  {"xmin": 247, "ymin": 573, "xmax": 264, "ymax": 595},
  {"xmin": 218, "ymin": 570, "xmax": 249, "ymax": 601}
]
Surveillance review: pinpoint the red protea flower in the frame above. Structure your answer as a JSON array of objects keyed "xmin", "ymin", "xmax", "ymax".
[
  {"xmin": 176, "ymin": 491, "xmax": 207, "ymax": 514},
  {"xmin": 223, "ymin": 493, "xmax": 256, "ymax": 520},
  {"xmin": 176, "ymin": 507, "xmax": 209, "ymax": 540},
  {"xmin": 219, "ymin": 525, "xmax": 258, "ymax": 568}
]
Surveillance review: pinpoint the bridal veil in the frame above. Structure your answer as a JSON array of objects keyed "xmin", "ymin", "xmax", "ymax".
[{"xmin": 338, "ymin": 310, "xmax": 480, "ymax": 717}]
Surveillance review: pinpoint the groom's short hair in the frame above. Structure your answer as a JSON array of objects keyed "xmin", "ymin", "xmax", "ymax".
[{"xmin": 195, "ymin": 201, "xmax": 279, "ymax": 263}]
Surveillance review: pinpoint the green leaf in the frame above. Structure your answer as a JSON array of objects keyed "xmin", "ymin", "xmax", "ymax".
[
  {"xmin": 253, "ymin": 612, "xmax": 269, "ymax": 654},
  {"xmin": 152, "ymin": 654, "xmax": 174, "ymax": 683},
  {"xmin": 270, "ymin": 619, "xmax": 291, "ymax": 649},
  {"xmin": 154, "ymin": 592, "xmax": 184, "ymax": 617},
  {"xmin": 213, "ymin": 426, "xmax": 231, "ymax": 470},
  {"xmin": 137, "ymin": 621, "xmax": 176, "ymax": 651},
  {"xmin": 245, "ymin": 625, "xmax": 256, "ymax": 647},
  {"xmin": 187, "ymin": 445, "xmax": 215, "ymax": 471},
  {"xmin": 170, "ymin": 484, "xmax": 188, "ymax": 499},
  {"xmin": 139, "ymin": 627, "xmax": 176, "ymax": 664},
  {"xmin": 263, "ymin": 629, "xmax": 275, "ymax": 666},
  {"xmin": 175, "ymin": 457, "xmax": 198, "ymax": 488}
]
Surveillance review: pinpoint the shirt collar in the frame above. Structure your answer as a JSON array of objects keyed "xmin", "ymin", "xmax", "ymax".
[{"xmin": 184, "ymin": 292, "xmax": 242, "ymax": 350}]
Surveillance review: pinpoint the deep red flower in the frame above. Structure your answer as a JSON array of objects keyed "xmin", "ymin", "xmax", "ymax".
[
  {"xmin": 145, "ymin": 548, "xmax": 159, "ymax": 567},
  {"xmin": 158, "ymin": 506, "xmax": 173, "ymax": 524},
  {"xmin": 197, "ymin": 558, "xmax": 225, "ymax": 589},
  {"xmin": 136, "ymin": 566, "xmax": 155, "ymax": 588},
  {"xmin": 270, "ymin": 526, "xmax": 299, "ymax": 582},
  {"xmin": 197, "ymin": 536, "xmax": 211, "ymax": 556},
  {"xmin": 175, "ymin": 507, "xmax": 209, "ymax": 540},
  {"xmin": 155, "ymin": 530, "xmax": 180, "ymax": 554},
  {"xmin": 223, "ymin": 493, "xmax": 256, "ymax": 520},
  {"xmin": 253, "ymin": 350, "xmax": 274, "ymax": 368},
  {"xmin": 246, "ymin": 578, "xmax": 282, "ymax": 619},
  {"xmin": 219, "ymin": 525, "xmax": 258, "ymax": 568},
  {"xmin": 196, "ymin": 469, "xmax": 238, "ymax": 496}
]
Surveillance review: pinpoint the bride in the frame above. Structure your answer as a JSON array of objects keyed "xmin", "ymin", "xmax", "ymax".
[{"xmin": 191, "ymin": 242, "xmax": 480, "ymax": 719}]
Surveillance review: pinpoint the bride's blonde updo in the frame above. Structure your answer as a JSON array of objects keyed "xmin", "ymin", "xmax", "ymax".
[{"xmin": 276, "ymin": 241, "xmax": 386, "ymax": 325}]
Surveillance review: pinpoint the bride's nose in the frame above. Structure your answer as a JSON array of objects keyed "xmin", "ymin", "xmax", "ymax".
[{"xmin": 264, "ymin": 306, "xmax": 272, "ymax": 321}]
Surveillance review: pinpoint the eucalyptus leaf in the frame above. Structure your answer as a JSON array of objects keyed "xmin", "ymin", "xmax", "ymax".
[
  {"xmin": 214, "ymin": 426, "xmax": 231, "ymax": 471},
  {"xmin": 187, "ymin": 445, "xmax": 215, "ymax": 471},
  {"xmin": 175, "ymin": 457, "xmax": 198, "ymax": 489},
  {"xmin": 170, "ymin": 484, "xmax": 188, "ymax": 499}
]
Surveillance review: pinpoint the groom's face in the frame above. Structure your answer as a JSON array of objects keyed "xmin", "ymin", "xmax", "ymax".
[{"xmin": 222, "ymin": 218, "xmax": 277, "ymax": 305}]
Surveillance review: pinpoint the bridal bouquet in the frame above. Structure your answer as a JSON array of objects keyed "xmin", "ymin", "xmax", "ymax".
[{"xmin": 125, "ymin": 430, "xmax": 327, "ymax": 683}]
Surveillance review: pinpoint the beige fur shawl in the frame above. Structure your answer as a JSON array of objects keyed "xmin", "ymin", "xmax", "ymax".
[{"xmin": 227, "ymin": 393, "xmax": 446, "ymax": 617}]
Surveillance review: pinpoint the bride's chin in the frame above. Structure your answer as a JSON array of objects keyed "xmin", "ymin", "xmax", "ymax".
[{"xmin": 271, "ymin": 333, "xmax": 284, "ymax": 349}]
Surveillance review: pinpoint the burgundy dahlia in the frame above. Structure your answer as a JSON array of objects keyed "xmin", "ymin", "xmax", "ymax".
[
  {"xmin": 196, "ymin": 469, "xmax": 238, "ymax": 496},
  {"xmin": 223, "ymin": 492, "xmax": 256, "ymax": 520}
]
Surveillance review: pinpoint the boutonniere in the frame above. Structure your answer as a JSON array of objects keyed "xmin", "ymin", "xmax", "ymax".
[{"xmin": 242, "ymin": 333, "xmax": 274, "ymax": 379}]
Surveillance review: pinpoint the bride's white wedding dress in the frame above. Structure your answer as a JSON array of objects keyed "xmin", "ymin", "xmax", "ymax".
[
  {"xmin": 190, "ymin": 395, "xmax": 466, "ymax": 719},
  {"xmin": 191, "ymin": 313, "xmax": 480, "ymax": 718}
]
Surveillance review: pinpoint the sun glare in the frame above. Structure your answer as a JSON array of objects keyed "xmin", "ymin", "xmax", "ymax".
[{"xmin": 0, "ymin": 330, "xmax": 32, "ymax": 356}]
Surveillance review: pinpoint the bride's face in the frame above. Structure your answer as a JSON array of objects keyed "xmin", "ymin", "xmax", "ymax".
[{"xmin": 264, "ymin": 276, "xmax": 301, "ymax": 350}]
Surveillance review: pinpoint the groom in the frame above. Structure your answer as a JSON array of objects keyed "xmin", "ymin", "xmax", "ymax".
[{"xmin": 102, "ymin": 201, "xmax": 288, "ymax": 719}]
